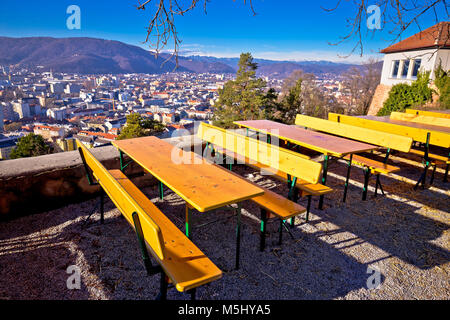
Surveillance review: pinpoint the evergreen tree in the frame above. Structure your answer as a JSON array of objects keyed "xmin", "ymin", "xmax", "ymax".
[
  {"xmin": 273, "ymin": 78, "xmax": 303, "ymax": 124},
  {"xmin": 118, "ymin": 113, "xmax": 165, "ymax": 140},
  {"xmin": 213, "ymin": 53, "xmax": 277, "ymax": 128},
  {"xmin": 9, "ymin": 133, "xmax": 50, "ymax": 159}
]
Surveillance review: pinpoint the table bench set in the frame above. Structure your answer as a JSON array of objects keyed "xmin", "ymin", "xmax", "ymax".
[{"xmin": 75, "ymin": 108, "xmax": 449, "ymax": 300}]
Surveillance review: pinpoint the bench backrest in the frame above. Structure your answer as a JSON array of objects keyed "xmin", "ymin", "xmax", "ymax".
[
  {"xmin": 328, "ymin": 113, "xmax": 450, "ymax": 148},
  {"xmin": 197, "ymin": 122, "xmax": 322, "ymax": 184},
  {"xmin": 295, "ymin": 114, "xmax": 412, "ymax": 153},
  {"xmin": 406, "ymin": 109, "xmax": 450, "ymax": 119},
  {"xmin": 390, "ymin": 112, "xmax": 450, "ymax": 127},
  {"xmin": 76, "ymin": 140, "xmax": 165, "ymax": 260}
]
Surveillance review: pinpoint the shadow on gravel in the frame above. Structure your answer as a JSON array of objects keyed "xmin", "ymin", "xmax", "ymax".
[
  {"xmin": 0, "ymin": 232, "xmax": 91, "ymax": 299},
  {"xmin": 307, "ymin": 169, "xmax": 450, "ymax": 271}
]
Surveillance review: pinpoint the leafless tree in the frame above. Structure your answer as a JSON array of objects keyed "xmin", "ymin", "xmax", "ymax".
[
  {"xmin": 341, "ymin": 58, "xmax": 382, "ymax": 115},
  {"xmin": 136, "ymin": 0, "xmax": 255, "ymax": 65},
  {"xmin": 323, "ymin": 0, "xmax": 449, "ymax": 57},
  {"xmin": 276, "ymin": 70, "xmax": 344, "ymax": 121},
  {"xmin": 136, "ymin": 0, "xmax": 449, "ymax": 62}
]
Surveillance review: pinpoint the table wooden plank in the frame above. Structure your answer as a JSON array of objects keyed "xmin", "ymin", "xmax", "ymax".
[
  {"xmin": 329, "ymin": 113, "xmax": 450, "ymax": 148},
  {"xmin": 234, "ymin": 120, "xmax": 378, "ymax": 157},
  {"xmin": 360, "ymin": 115, "xmax": 450, "ymax": 134},
  {"xmin": 406, "ymin": 109, "xmax": 450, "ymax": 119},
  {"xmin": 112, "ymin": 136, "xmax": 264, "ymax": 212},
  {"xmin": 390, "ymin": 112, "xmax": 450, "ymax": 128}
]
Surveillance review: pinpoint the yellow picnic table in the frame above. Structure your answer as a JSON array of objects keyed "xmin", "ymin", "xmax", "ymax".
[
  {"xmin": 390, "ymin": 112, "xmax": 450, "ymax": 128},
  {"xmin": 360, "ymin": 115, "xmax": 450, "ymax": 135},
  {"xmin": 406, "ymin": 109, "xmax": 450, "ymax": 119},
  {"xmin": 329, "ymin": 113, "xmax": 450, "ymax": 187},
  {"xmin": 234, "ymin": 120, "xmax": 379, "ymax": 208},
  {"xmin": 112, "ymin": 136, "xmax": 264, "ymax": 269}
]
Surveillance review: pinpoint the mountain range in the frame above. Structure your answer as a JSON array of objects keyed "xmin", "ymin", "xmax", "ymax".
[{"xmin": 0, "ymin": 36, "xmax": 378, "ymax": 78}]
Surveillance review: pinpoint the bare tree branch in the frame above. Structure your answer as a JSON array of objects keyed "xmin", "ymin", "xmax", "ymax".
[
  {"xmin": 136, "ymin": 0, "xmax": 255, "ymax": 67},
  {"xmin": 325, "ymin": 0, "xmax": 449, "ymax": 57}
]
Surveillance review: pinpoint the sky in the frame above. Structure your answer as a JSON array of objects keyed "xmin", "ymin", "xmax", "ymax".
[{"xmin": 0, "ymin": 1, "xmax": 444, "ymax": 63}]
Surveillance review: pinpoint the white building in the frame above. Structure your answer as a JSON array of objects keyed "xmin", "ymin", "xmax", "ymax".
[
  {"xmin": 380, "ymin": 23, "xmax": 450, "ymax": 86},
  {"xmin": 12, "ymin": 102, "xmax": 30, "ymax": 119},
  {"xmin": 369, "ymin": 22, "xmax": 450, "ymax": 115},
  {"xmin": 47, "ymin": 107, "xmax": 67, "ymax": 121}
]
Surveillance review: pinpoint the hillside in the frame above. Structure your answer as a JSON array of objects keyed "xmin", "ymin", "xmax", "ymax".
[
  {"xmin": 0, "ymin": 36, "xmax": 380, "ymax": 77},
  {"xmin": 0, "ymin": 37, "xmax": 234, "ymax": 74}
]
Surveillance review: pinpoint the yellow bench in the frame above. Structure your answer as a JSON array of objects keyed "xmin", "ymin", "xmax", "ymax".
[
  {"xmin": 328, "ymin": 113, "xmax": 450, "ymax": 186},
  {"xmin": 295, "ymin": 114, "xmax": 413, "ymax": 199},
  {"xmin": 390, "ymin": 112, "xmax": 450, "ymax": 128},
  {"xmin": 76, "ymin": 140, "xmax": 222, "ymax": 300},
  {"xmin": 406, "ymin": 109, "xmax": 450, "ymax": 120},
  {"xmin": 197, "ymin": 123, "xmax": 330, "ymax": 239}
]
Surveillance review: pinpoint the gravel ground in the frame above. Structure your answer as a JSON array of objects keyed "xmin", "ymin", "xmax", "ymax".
[{"xmin": 0, "ymin": 151, "xmax": 449, "ymax": 300}]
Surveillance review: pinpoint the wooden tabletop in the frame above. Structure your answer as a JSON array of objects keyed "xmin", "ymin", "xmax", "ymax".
[
  {"xmin": 359, "ymin": 115, "xmax": 450, "ymax": 134},
  {"xmin": 113, "ymin": 136, "xmax": 264, "ymax": 212},
  {"xmin": 234, "ymin": 120, "xmax": 378, "ymax": 157}
]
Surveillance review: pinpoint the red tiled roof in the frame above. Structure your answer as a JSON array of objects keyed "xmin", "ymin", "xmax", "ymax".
[
  {"xmin": 34, "ymin": 125, "xmax": 62, "ymax": 132},
  {"xmin": 79, "ymin": 131, "xmax": 117, "ymax": 140},
  {"xmin": 380, "ymin": 22, "xmax": 450, "ymax": 54}
]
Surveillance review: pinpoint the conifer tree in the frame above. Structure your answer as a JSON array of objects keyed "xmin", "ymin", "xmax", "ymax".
[{"xmin": 213, "ymin": 53, "xmax": 277, "ymax": 128}]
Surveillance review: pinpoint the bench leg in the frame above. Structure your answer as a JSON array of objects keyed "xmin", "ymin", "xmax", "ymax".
[
  {"xmin": 260, "ymin": 209, "xmax": 267, "ymax": 252},
  {"xmin": 235, "ymin": 203, "xmax": 242, "ymax": 270},
  {"xmin": 83, "ymin": 192, "xmax": 103, "ymax": 225},
  {"xmin": 132, "ymin": 212, "xmax": 155, "ymax": 275},
  {"xmin": 362, "ymin": 168, "xmax": 370, "ymax": 201},
  {"xmin": 305, "ymin": 195, "xmax": 312, "ymax": 222},
  {"xmin": 429, "ymin": 164, "xmax": 437, "ymax": 186},
  {"xmin": 185, "ymin": 205, "xmax": 192, "ymax": 240},
  {"xmin": 343, "ymin": 155, "xmax": 352, "ymax": 203},
  {"xmin": 156, "ymin": 273, "xmax": 168, "ymax": 301},
  {"xmin": 374, "ymin": 174, "xmax": 379, "ymax": 197},
  {"xmin": 318, "ymin": 155, "xmax": 329, "ymax": 210},
  {"xmin": 188, "ymin": 288, "xmax": 196, "ymax": 300},
  {"xmin": 278, "ymin": 219, "xmax": 283, "ymax": 246},
  {"xmin": 158, "ymin": 181, "xmax": 164, "ymax": 200},
  {"xmin": 374, "ymin": 174, "xmax": 385, "ymax": 197},
  {"xmin": 100, "ymin": 190, "xmax": 104, "ymax": 224},
  {"xmin": 289, "ymin": 188, "xmax": 299, "ymax": 227},
  {"xmin": 444, "ymin": 163, "xmax": 449, "ymax": 183},
  {"xmin": 414, "ymin": 162, "xmax": 430, "ymax": 190},
  {"xmin": 282, "ymin": 221, "xmax": 295, "ymax": 240}
]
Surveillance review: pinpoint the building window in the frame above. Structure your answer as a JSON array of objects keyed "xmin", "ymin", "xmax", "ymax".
[
  {"xmin": 401, "ymin": 59, "xmax": 410, "ymax": 78},
  {"xmin": 411, "ymin": 59, "xmax": 421, "ymax": 78},
  {"xmin": 391, "ymin": 60, "xmax": 400, "ymax": 78}
]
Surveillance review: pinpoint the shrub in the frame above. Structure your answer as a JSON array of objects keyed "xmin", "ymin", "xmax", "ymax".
[
  {"xmin": 434, "ymin": 63, "xmax": 450, "ymax": 108},
  {"xmin": 377, "ymin": 72, "xmax": 433, "ymax": 116}
]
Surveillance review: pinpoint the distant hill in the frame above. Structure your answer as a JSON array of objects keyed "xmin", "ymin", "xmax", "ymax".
[
  {"xmin": 0, "ymin": 37, "xmax": 235, "ymax": 74},
  {"xmin": 184, "ymin": 55, "xmax": 381, "ymax": 78},
  {"xmin": 0, "ymin": 36, "xmax": 381, "ymax": 77}
]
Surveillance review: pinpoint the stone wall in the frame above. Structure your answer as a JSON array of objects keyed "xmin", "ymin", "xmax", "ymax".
[
  {"xmin": 0, "ymin": 135, "xmax": 203, "ymax": 220},
  {"xmin": 367, "ymin": 84, "xmax": 392, "ymax": 115}
]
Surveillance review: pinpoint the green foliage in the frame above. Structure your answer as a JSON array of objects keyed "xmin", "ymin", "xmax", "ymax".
[
  {"xmin": 273, "ymin": 70, "xmax": 343, "ymax": 123},
  {"xmin": 434, "ymin": 63, "xmax": 450, "ymax": 108},
  {"xmin": 118, "ymin": 113, "xmax": 165, "ymax": 140},
  {"xmin": 213, "ymin": 53, "xmax": 278, "ymax": 128},
  {"xmin": 273, "ymin": 78, "xmax": 303, "ymax": 124},
  {"xmin": 9, "ymin": 133, "xmax": 50, "ymax": 159},
  {"xmin": 377, "ymin": 71, "xmax": 433, "ymax": 116}
]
